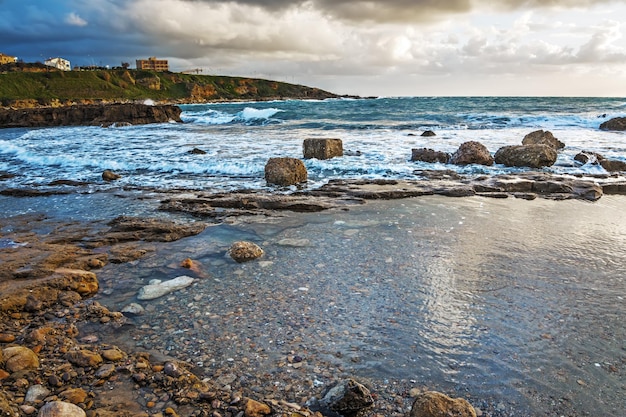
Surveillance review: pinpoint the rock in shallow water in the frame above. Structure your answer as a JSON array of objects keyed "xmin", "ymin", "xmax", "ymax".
[
  {"xmin": 228, "ymin": 241, "xmax": 264, "ymax": 263},
  {"xmin": 137, "ymin": 275, "xmax": 195, "ymax": 300},
  {"xmin": 37, "ymin": 401, "xmax": 86, "ymax": 417},
  {"xmin": 410, "ymin": 391, "xmax": 476, "ymax": 417}
]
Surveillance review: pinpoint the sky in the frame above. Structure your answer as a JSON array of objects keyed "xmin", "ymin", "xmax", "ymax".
[{"xmin": 1, "ymin": 0, "xmax": 626, "ymax": 97}]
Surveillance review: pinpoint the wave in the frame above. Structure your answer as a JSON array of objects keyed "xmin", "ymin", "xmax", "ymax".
[{"xmin": 183, "ymin": 107, "xmax": 284, "ymax": 126}]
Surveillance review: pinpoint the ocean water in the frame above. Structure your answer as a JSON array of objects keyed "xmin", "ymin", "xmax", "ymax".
[{"xmin": 1, "ymin": 97, "xmax": 625, "ymax": 199}]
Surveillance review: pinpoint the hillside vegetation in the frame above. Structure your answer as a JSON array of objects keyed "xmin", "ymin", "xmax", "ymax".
[{"xmin": 0, "ymin": 64, "xmax": 339, "ymax": 107}]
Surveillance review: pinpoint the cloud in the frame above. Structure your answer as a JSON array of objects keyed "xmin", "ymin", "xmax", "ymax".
[{"xmin": 65, "ymin": 12, "xmax": 88, "ymax": 27}]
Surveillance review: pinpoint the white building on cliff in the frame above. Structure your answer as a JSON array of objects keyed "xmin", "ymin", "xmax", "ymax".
[{"xmin": 44, "ymin": 57, "xmax": 71, "ymax": 71}]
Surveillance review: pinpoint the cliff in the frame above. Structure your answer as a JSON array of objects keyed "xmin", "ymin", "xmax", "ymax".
[
  {"xmin": 0, "ymin": 103, "xmax": 182, "ymax": 128},
  {"xmin": 0, "ymin": 64, "xmax": 340, "ymax": 108}
]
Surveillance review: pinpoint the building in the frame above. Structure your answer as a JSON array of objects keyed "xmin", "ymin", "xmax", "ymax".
[
  {"xmin": 136, "ymin": 57, "xmax": 169, "ymax": 72},
  {"xmin": 44, "ymin": 57, "xmax": 71, "ymax": 71},
  {"xmin": 0, "ymin": 53, "xmax": 18, "ymax": 65}
]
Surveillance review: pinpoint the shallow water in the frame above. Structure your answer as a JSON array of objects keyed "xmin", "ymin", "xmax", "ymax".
[{"xmin": 94, "ymin": 195, "xmax": 626, "ymax": 416}]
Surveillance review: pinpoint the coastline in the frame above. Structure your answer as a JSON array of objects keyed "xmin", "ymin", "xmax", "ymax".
[{"xmin": 2, "ymin": 183, "xmax": 626, "ymax": 416}]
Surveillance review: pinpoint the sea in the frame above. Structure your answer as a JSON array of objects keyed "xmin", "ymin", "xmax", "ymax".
[{"xmin": 1, "ymin": 97, "xmax": 626, "ymax": 416}]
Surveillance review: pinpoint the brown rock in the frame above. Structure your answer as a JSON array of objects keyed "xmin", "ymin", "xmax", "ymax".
[
  {"xmin": 59, "ymin": 388, "xmax": 88, "ymax": 405},
  {"xmin": 244, "ymin": 399, "xmax": 271, "ymax": 417},
  {"xmin": 37, "ymin": 401, "xmax": 86, "ymax": 417},
  {"xmin": 303, "ymin": 138, "xmax": 343, "ymax": 160},
  {"xmin": 449, "ymin": 141, "xmax": 494, "ymax": 166},
  {"xmin": 264, "ymin": 157, "xmax": 308, "ymax": 186},
  {"xmin": 0, "ymin": 391, "xmax": 16, "ymax": 417},
  {"xmin": 228, "ymin": 241, "xmax": 264, "ymax": 263},
  {"xmin": 600, "ymin": 159, "xmax": 626, "ymax": 172},
  {"xmin": 3, "ymin": 346, "xmax": 39, "ymax": 372},
  {"xmin": 102, "ymin": 170, "xmax": 121, "ymax": 181},
  {"xmin": 320, "ymin": 378, "xmax": 374, "ymax": 417},
  {"xmin": 52, "ymin": 268, "xmax": 99, "ymax": 296},
  {"xmin": 65, "ymin": 349, "xmax": 103, "ymax": 368},
  {"xmin": 104, "ymin": 216, "xmax": 207, "ymax": 243},
  {"xmin": 411, "ymin": 148, "xmax": 450, "ymax": 164},
  {"xmin": 188, "ymin": 147, "xmax": 207, "ymax": 155},
  {"xmin": 574, "ymin": 151, "xmax": 604, "ymax": 165},
  {"xmin": 421, "ymin": 130, "xmax": 436, "ymax": 137},
  {"xmin": 599, "ymin": 117, "xmax": 626, "ymax": 131},
  {"xmin": 494, "ymin": 144, "xmax": 558, "ymax": 168},
  {"xmin": 0, "ymin": 333, "xmax": 16, "ymax": 343},
  {"xmin": 102, "ymin": 347, "xmax": 125, "ymax": 362},
  {"xmin": 522, "ymin": 130, "xmax": 565, "ymax": 149},
  {"xmin": 410, "ymin": 391, "xmax": 476, "ymax": 417}
]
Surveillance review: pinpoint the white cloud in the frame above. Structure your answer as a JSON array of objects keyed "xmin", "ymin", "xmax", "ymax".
[{"xmin": 65, "ymin": 12, "xmax": 88, "ymax": 27}]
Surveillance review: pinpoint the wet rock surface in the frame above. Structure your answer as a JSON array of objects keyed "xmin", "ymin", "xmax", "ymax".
[{"xmin": 264, "ymin": 157, "xmax": 308, "ymax": 186}]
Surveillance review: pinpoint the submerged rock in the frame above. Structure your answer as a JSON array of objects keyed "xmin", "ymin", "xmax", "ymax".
[
  {"xmin": 421, "ymin": 130, "xmax": 436, "ymax": 137},
  {"xmin": 316, "ymin": 379, "xmax": 374, "ymax": 417},
  {"xmin": 494, "ymin": 144, "xmax": 557, "ymax": 168},
  {"xmin": 410, "ymin": 391, "xmax": 476, "ymax": 417},
  {"xmin": 102, "ymin": 170, "xmax": 121, "ymax": 181},
  {"xmin": 264, "ymin": 157, "xmax": 308, "ymax": 186},
  {"xmin": 410, "ymin": 148, "xmax": 450, "ymax": 164},
  {"xmin": 137, "ymin": 275, "xmax": 195, "ymax": 300},
  {"xmin": 574, "ymin": 151, "xmax": 604, "ymax": 165},
  {"xmin": 303, "ymin": 138, "xmax": 343, "ymax": 160},
  {"xmin": 522, "ymin": 130, "xmax": 565, "ymax": 149},
  {"xmin": 228, "ymin": 241, "xmax": 264, "ymax": 263},
  {"xmin": 600, "ymin": 117, "xmax": 626, "ymax": 131},
  {"xmin": 449, "ymin": 141, "xmax": 493, "ymax": 166},
  {"xmin": 599, "ymin": 159, "xmax": 626, "ymax": 172}
]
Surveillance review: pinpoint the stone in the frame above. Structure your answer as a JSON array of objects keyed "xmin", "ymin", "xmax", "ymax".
[
  {"xmin": 105, "ymin": 216, "xmax": 207, "ymax": 243},
  {"xmin": 264, "ymin": 157, "xmax": 308, "ymax": 186},
  {"xmin": 52, "ymin": 268, "xmax": 99, "ymax": 296},
  {"xmin": 244, "ymin": 399, "xmax": 271, "ymax": 417},
  {"xmin": 37, "ymin": 401, "xmax": 86, "ymax": 417},
  {"xmin": 421, "ymin": 130, "xmax": 436, "ymax": 137},
  {"xmin": 188, "ymin": 147, "xmax": 207, "ymax": 155},
  {"xmin": 0, "ymin": 391, "xmax": 16, "ymax": 417},
  {"xmin": 0, "ymin": 333, "xmax": 16, "ymax": 343},
  {"xmin": 599, "ymin": 117, "xmax": 626, "ymax": 131},
  {"xmin": 228, "ymin": 241, "xmax": 264, "ymax": 263},
  {"xmin": 65, "ymin": 349, "xmax": 103, "ymax": 368},
  {"xmin": 121, "ymin": 302, "xmax": 145, "ymax": 315},
  {"xmin": 276, "ymin": 238, "xmax": 311, "ymax": 247},
  {"xmin": 522, "ymin": 130, "xmax": 565, "ymax": 149},
  {"xmin": 303, "ymin": 138, "xmax": 343, "ymax": 160},
  {"xmin": 102, "ymin": 347, "xmax": 125, "ymax": 361},
  {"xmin": 410, "ymin": 391, "xmax": 476, "ymax": 417},
  {"xmin": 574, "ymin": 151, "xmax": 604, "ymax": 164},
  {"xmin": 137, "ymin": 275, "xmax": 195, "ymax": 300},
  {"xmin": 449, "ymin": 141, "xmax": 494, "ymax": 166},
  {"xmin": 25, "ymin": 385, "xmax": 51, "ymax": 403},
  {"xmin": 600, "ymin": 159, "xmax": 626, "ymax": 172},
  {"xmin": 3, "ymin": 346, "xmax": 39, "ymax": 372},
  {"xmin": 410, "ymin": 148, "xmax": 450, "ymax": 164},
  {"xmin": 95, "ymin": 363, "xmax": 116, "ymax": 379},
  {"xmin": 319, "ymin": 379, "xmax": 374, "ymax": 417},
  {"xmin": 59, "ymin": 388, "xmax": 88, "ymax": 405},
  {"xmin": 102, "ymin": 170, "xmax": 121, "ymax": 181},
  {"xmin": 494, "ymin": 144, "xmax": 558, "ymax": 168}
]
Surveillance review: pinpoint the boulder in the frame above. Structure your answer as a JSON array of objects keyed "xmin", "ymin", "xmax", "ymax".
[
  {"xmin": 449, "ymin": 141, "xmax": 494, "ymax": 166},
  {"xmin": 522, "ymin": 130, "xmax": 565, "ymax": 149},
  {"xmin": 188, "ymin": 147, "xmax": 207, "ymax": 155},
  {"xmin": 102, "ymin": 170, "xmax": 121, "ymax": 181},
  {"xmin": 411, "ymin": 148, "xmax": 450, "ymax": 164},
  {"xmin": 410, "ymin": 391, "xmax": 476, "ymax": 417},
  {"xmin": 494, "ymin": 144, "xmax": 558, "ymax": 168},
  {"xmin": 599, "ymin": 117, "xmax": 626, "ymax": 131},
  {"xmin": 574, "ymin": 151, "xmax": 604, "ymax": 164},
  {"xmin": 600, "ymin": 159, "xmax": 626, "ymax": 172},
  {"xmin": 25, "ymin": 385, "xmax": 51, "ymax": 403},
  {"xmin": 228, "ymin": 241, "xmax": 264, "ymax": 263},
  {"xmin": 37, "ymin": 401, "xmax": 86, "ymax": 417},
  {"xmin": 264, "ymin": 157, "xmax": 307, "ymax": 186},
  {"xmin": 244, "ymin": 398, "xmax": 272, "ymax": 417},
  {"xmin": 137, "ymin": 275, "xmax": 195, "ymax": 300},
  {"xmin": 303, "ymin": 138, "xmax": 343, "ymax": 160},
  {"xmin": 421, "ymin": 130, "xmax": 436, "ymax": 137},
  {"xmin": 3, "ymin": 346, "xmax": 39, "ymax": 372},
  {"xmin": 65, "ymin": 349, "xmax": 103, "ymax": 368},
  {"xmin": 318, "ymin": 379, "xmax": 374, "ymax": 417}
]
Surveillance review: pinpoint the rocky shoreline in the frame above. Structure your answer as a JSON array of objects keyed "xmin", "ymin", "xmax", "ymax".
[{"xmin": 2, "ymin": 173, "xmax": 626, "ymax": 416}]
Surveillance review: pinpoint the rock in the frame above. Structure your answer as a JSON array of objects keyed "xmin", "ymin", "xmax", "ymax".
[
  {"xmin": 599, "ymin": 117, "xmax": 626, "ymax": 131},
  {"xmin": 59, "ymin": 388, "xmax": 88, "ymax": 405},
  {"xmin": 410, "ymin": 391, "xmax": 476, "ymax": 417},
  {"xmin": 276, "ymin": 238, "xmax": 311, "ymax": 247},
  {"xmin": 411, "ymin": 148, "xmax": 450, "ymax": 164},
  {"xmin": 188, "ymin": 148, "xmax": 207, "ymax": 155},
  {"xmin": 164, "ymin": 361, "xmax": 183, "ymax": 378},
  {"xmin": 137, "ymin": 275, "xmax": 195, "ymax": 300},
  {"xmin": 574, "ymin": 151, "xmax": 604, "ymax": 164},
  {"xmin": 494, "ymin": 144, "xmax": 558, "ymax": 168},
  {"xmin": 105, "ymin": 216, "xmax": 207, "ymax": 243},
  {"xmin": 53, "ymin": 268, "xmax": 99, "ymax": 296},
  {"xmin": 600, "ymin": 159, "xmax": 626, "ymax": 172},
  {"xmin": 95, "ymin": 363, "xmax": 116, "ymax": 378},
  {"xmin": 65, "ymin": 349, "xmax": 103, "ymax": 368},
  {"xmin": 264, "ymin": 157, "xmax": 308, "ymax": 186},
  {"xmin": 303, "ymin": 138, "xmax": 343, "ymax": 160},
  {"xmin": 421, "ymin": 130, "xmax": 436, "ymax": 137},
  {"xmin": 0, "ymin": 333, "xmax": 16, "ymax": 343},
  {"xmin": 3, "ymin": 346, "xmax": 39, "ymax": 372},
  {"xmin": 228, "ymin": 241, "xmax": 264, "ymax": 263},
  {"xmin": 449, "ymin": 141, "xmax": 494, "ymax": 166},
  {"xmin": 25, "ymin": 385, "xmax": 51, "ymax": 403},
  {"xmin": 37, "ymin": 401, "xmax": 86, "ymax": 417},
  {"xmin": 121, "ymin": 302, "xmax": 145, "ymax": 315},
  {"xmin": 102, "ymin": 347, "xmax": 125, "ymax": 361},
  {"xmin": 102, "ymin": 170, "xmax": 121, "ymax": 181},
  {"xmin": 0, "ymin": 391, "xmax": 16, "ymax": 417},
  {"xmin": 522, "ymin": 130, "xmax": 565, "ymax": 149},
  {"xmin": 319, "ymin": 379, "xmax": 374, "ymax": 417},
  {"xmin": 0, "ymin": 103, "xmax": 182, "ymax": 128},
  {"xmin": 244, "ymin": 399, "xmax": 271, "ymax": 417}
]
